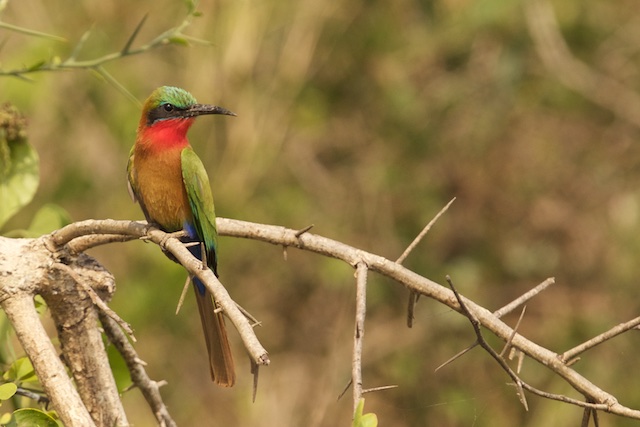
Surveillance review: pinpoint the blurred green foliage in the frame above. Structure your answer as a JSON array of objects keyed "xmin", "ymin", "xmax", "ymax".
[
  {"xmin": 0, "ymin": 104, "xmax": 38, "ymax": 229},
  {"xmin": 0, "ymin": 0, "xmax": 640, "ymax": 426},
  {"xmin": 3, "ymin": 408, "xmax": 60, "ymax": 427}
]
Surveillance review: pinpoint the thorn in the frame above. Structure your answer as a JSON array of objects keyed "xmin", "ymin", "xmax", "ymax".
[
  {"xmin": 176, "ymin": 276, "xmax": 191, "ymax": 315},
  {"xmin": 337, "ymin": 379, "xmax": 353, "ymax": 401},
  {"xmin": 407, "ymin": 290, "xmax": 417, "ymax": 328},
  {"xmin": 362, "ymin": 385, "xmax": 399, "ymax": 394},
  {"xmin": 294, "ymin": 224, "xmax": 314, "ymax": 238},
  {"xmin": 499, "ymin": 305, "xmax": 527, "ymax": 358},
  {"xmin": 434, "ymin": 342, "xmax": 479, "ymax": 372},
  {"xmin": 396, "ymin": 197, "xmax": 455, "ymax": 265},
  {"xmin": 134, "ymin": 357, "xmax": 148, "ymax": 366},
  {"xmin": 234, "ymin": 302, "xmax": 261, "ymax": 326}
]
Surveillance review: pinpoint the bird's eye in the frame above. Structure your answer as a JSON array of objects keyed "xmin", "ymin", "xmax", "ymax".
[{"xmin": 163, "ymin": 103, "xmax": 174, "ymax": 112}]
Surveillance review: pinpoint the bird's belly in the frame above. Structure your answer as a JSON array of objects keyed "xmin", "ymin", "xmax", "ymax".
[{"xmin": 136, "ymin": 155, "xmax": 189, "ymax": 232}]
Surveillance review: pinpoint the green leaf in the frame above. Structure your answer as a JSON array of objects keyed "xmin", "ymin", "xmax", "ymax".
[
  {"xmin": 358, "ymin": 413, "xmax": 378, "ymax": 427},
  {"xmin": 33, "ymin": 295, "xmax": 48, "ymax": 315},
  {"xmin": 0, "ymin": 105, "xmax": 38, "ymax": 229},
  {"xmin": 4, "ymin": 204, "xmax": 71, "ymax": 238},
  {"xmin": 3, "ymin": 357, "xmax": 37, "ymax": 384},
  {"xmin": 0, "ymin": 141, "xmax": 38, "ymax": 229},
  {"xmin": 0, "ymin": 383, "xmax": 17, "ymax": 400},
  {"xmin": 106, "ymin": 345, "xmax": 133, "ymax": 393},
  {"xmin": 6, "ymin": 408, "xmax": 58, "ymax": 427},
  {"xmin": 352, "ymin": 399, "xmax": 378, "ymax": 427},
  {"xmin": 29, "ymin": 204, "xmax": 70, "ymax": 237}
]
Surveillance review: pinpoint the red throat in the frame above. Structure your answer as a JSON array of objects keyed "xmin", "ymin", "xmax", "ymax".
[{"xmin": 138, "ymin": 118, "xmax": 195, "ymax": 151}]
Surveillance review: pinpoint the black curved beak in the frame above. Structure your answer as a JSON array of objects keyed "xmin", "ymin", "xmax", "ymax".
[{"xmin": 185, "ymin": 104, "xmax": 237, "ymax": 118}]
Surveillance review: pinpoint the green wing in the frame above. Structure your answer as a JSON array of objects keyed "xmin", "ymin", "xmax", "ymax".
[
  {"xmin": 126, "ymin": 145, "xmax": 139, "ymax": 203},
  {"xmin": 181, "ymin": 147, "xmax": 218, "ymax": 273}
]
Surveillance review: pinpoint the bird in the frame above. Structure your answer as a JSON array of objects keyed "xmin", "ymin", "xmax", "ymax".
[{"xmin": 127, "ymin": 86, "xmax": 236, "ymax": 386}]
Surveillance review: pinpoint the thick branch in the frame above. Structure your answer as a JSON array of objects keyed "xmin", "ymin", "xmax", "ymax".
[
  {"xmin": 44, "ymin": 258, "xmax": 127, "ymax": 426},
  {"xmin": 46, "ymin": 218, "xmax": 640, "ymax": 420},
  {"xmin": 50, "ymin": 220, "xmax": 270, "ymax": 367},
  {"xmin": 1, "ymin": 293, "xmax": 96, "ymax": 426},
  {"xmin": 0, "ymin": 237, "xmax": 95, "ymax": 426}
]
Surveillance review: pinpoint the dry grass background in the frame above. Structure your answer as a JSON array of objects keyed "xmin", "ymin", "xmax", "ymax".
[{"xmin": 2, "ymin": 0, "xmax": 640, "ymax": 425}]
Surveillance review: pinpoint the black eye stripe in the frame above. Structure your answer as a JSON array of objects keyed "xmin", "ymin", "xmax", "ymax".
[{"xmin": 146, "ymin": 103, "xmax": 186, "ymax": 125}]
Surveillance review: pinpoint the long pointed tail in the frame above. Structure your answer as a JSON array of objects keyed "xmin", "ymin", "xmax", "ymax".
[{"xmin": 193, "ymin": 278, "xmax": 235, "ymax": 387}]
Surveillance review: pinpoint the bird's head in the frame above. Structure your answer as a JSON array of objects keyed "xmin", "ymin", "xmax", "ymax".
[
  {"xmin": 137, "ymin": 86, "xmax": 236, "ymax": 147},
  {"xmin": 142, "ymin": 86, "xmax": 236, "ymax": 126}
]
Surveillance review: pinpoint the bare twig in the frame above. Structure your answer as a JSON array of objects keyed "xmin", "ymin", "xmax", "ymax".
[
  {"xmin": 397, "ymin": 198, "xmax": 455, "ymax": 328},
  {"xmin": 493, "ymin": 277, "xmax": 555, "ymax": 319},
  {"xmin": 0, "ymin": 6, "xmax": 200, "ymax": 84},
  {"xmin": 99, "ymin": 312, "xmax": 177, "ymax": 427},
  {"xmin": 434, "ymin": 342, "xmax": 478, "ymax": 373},
  {"xmin": 15, "ymin": 387, "xmax": 49, "ymax": 405},
  {"xmin": 561, "ymin": 315, "xmax": 640, "ymax": 364},
  {"xmin": 446, "ymin": 275, "xmax": 613, "ymax": 415},
  {"xmin": 67, "ymin": 234, "xmax": 138, "ymax": 255},
  {"xmin": 352, "ymin": 262, "xmax": 369, "ymax": 413},
  {"xmin": 499, "ymin": 306, "xmax": 527, "ymax": 358},
  {"xmin": 396, "ymin": 197, "xmax": 456, "ymax": 265},
  {"xmin": 436, "ymin": 278, "xmax": 553, "ymax": 372},
  {"xmin": 0, "ymin": 21, "xmax": 66, "ymax": 42}
]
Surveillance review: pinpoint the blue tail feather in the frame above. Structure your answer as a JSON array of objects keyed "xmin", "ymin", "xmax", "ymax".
[{"xmin": 182, "ymin": 222, "xmax": 206, "ymax": 295}]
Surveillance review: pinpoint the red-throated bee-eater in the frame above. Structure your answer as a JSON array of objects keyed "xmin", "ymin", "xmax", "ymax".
[{"xmin": 127, "ymin": 86, "xmax": 236, "ymax": 386}]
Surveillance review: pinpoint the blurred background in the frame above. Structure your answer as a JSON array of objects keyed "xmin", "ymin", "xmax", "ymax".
[{"xmin": 2, "ymin": 0, "xmax": 640, "ymax": 425}]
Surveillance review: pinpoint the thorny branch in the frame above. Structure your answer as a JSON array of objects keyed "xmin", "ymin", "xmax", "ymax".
[
  {"xmin": 446, "ymin": 275, "xmax": 613, "ymax": 425},
  {"xmin": 0, "ymin": 2, "xmax": 205, "ymax": 103},
  {"xmin": 48, "ymin": 217, "xmax": 640, "ymax": 421},
  {"xmin": 3, "ymin": 212, "xmax": 640, "ymax": 424}
]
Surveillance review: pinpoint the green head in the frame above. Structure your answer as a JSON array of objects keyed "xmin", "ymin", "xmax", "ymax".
[{"xmin": 141, "ymin": 86, "xmax": 236, "ymax": 127}]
